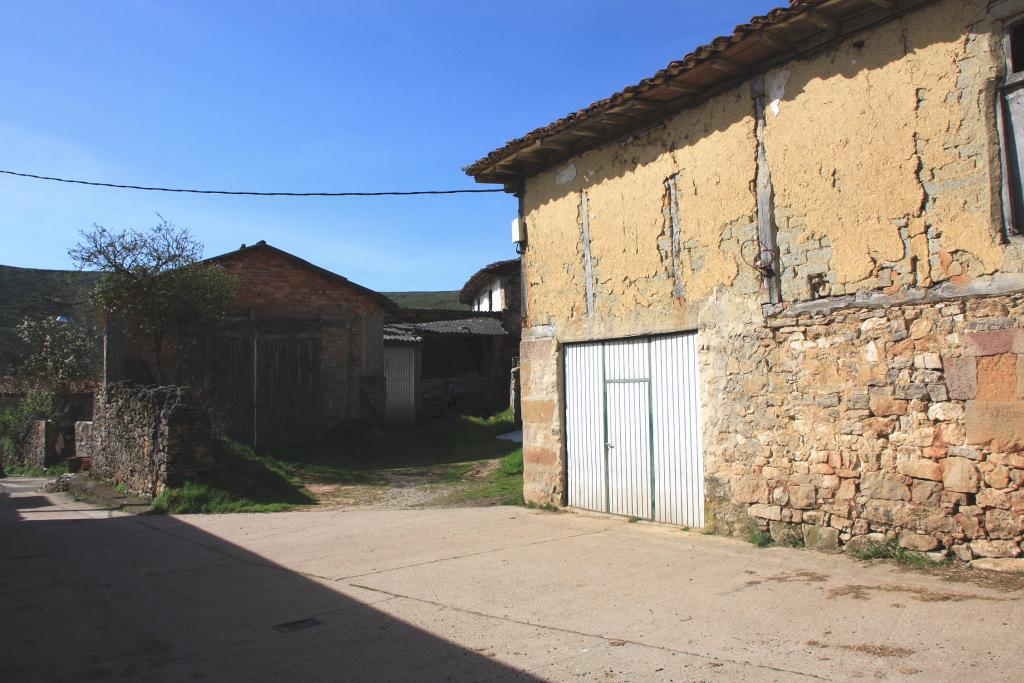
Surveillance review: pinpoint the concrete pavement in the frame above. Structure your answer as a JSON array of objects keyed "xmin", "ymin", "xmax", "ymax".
[{"xmin": 2, "ymin": 477, "xmax": 1022, "ymax": 681}]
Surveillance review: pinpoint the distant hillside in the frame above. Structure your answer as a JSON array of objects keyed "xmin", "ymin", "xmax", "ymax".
[
  {"xmin": 383, "ymin": 291, "xmax": 469, "ymax": 311},
  {"xmin": 0, "ymin": 265, "xmax": 102, "ymax": 373}
]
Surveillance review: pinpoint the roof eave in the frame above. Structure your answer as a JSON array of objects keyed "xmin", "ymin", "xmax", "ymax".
[{"xmin": 465, "ymin": 0, "xmax": 937, "ymax": 186}]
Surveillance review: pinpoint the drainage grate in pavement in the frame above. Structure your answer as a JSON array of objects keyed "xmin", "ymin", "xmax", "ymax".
[{"xmin": 271, "ymin": 618, "xmax": 323, "ymax": 634}]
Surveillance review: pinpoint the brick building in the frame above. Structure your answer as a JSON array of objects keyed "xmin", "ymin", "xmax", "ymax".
[
  {"xmin": 107, "ymin": 241, "xmax": 395, "ymax": 447},
  {"xmin": 467, "ymin": 0, "xmax": 1024, "ymax": 560}
]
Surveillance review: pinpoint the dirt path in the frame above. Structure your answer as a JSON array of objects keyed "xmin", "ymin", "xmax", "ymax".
[{"xmin": 302, "ymin": 458, "xmax": 503, "ymax": 510}]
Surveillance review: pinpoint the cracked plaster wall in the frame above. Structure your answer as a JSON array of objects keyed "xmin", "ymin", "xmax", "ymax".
[
  {"xmin": 766, "ymin": 0, "xmax": 1023, "ymax": 301},
  {"xmin": 523, "ymin": 85, "xmax": 759, "ymax": 341}
]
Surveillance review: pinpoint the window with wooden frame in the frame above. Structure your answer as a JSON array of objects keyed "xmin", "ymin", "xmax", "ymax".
[{"xmin": 998, "ymin": 22, "xmax": 1024, "ymax": 238}]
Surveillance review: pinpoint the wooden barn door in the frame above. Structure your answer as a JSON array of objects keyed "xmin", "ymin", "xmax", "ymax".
[
  {"xmin": 255, "ymin": 335, "xmax": 324, "ymax": 448},
  {"xmin": 184, "ymin": 335, "xmax": 256, "ymax": 446}
]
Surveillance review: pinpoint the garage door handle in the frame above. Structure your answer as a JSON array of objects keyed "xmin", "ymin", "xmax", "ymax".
[{"xmin": 606, "ymin": 443, "xmax": 614, "ymax": 449}]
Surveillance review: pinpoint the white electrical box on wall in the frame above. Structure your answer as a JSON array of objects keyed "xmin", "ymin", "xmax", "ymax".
[{"xmin": 512, "ymin": 216, "xmax": 525, "ymax": 244}]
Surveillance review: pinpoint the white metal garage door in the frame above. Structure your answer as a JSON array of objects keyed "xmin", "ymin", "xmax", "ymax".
[{"xmin": 565, "ymin": 333, "xmax": 704, "ymax": 526}]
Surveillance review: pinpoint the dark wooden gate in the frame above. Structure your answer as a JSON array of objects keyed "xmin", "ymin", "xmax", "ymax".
[
  {"xmin": 255, "ymin": 335, "xmax": 324, "ymax": 447},
  {"xmin": 185, "ymin": 333, "xmax": 324, "ymax": 448}
]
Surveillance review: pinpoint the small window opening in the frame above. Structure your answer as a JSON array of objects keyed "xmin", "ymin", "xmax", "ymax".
[
  {"xmin": 1012, "ymin": 24, "xmax": 1024, "ymax": 74},
  {"xmin": 999, "ymin": 23, "xmax": 1024, "ymax": 238}
]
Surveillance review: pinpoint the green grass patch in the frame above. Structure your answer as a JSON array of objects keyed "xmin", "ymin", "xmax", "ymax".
[
  {"xmin": 1, "ymin": 461, "xmax": 69, "ymax": 478},
  {"xmin": 848, "ymin": 537, "xmax": 949, "ymax": 569},
  {"xmin": 436, "ymin": 448, "xmax": 525, "ymax": 507},
  {"xmin": 151, "ymin": 439, "xmax": 314, "ymax": 514},
  {"xmin": 747, "ymin": 528, "xmax": 774, "ymax": 548}
]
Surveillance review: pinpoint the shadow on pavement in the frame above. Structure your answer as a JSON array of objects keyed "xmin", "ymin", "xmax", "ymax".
[{"xmin": 0, "ymin": 483, "xmax": 536, "ymax": 682}]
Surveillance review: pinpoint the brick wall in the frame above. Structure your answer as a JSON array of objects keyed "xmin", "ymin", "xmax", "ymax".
[{"xmin": 216, "ymin": 246, "xmax": 388, "ymax": 424}]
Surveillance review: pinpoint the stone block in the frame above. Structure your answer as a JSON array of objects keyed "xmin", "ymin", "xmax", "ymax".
[
  {"xmin": 914, "ymin": 352, "xmax": 942, "ymax": 370},
  {"xmin": 523, "ymin": 446, "xmax": 560, "ymax": 468},
  {"xmin": 869, "ymin": 390, "xmax": 908, "ymax": 417},
  {"xmin": 861, "ymin": 470, "xmax": 911, "ymax": 501},
  {"xmin": 910, "ymin": 318, "xmax": 933, "ymax": 340},
  {"xmin": 910, "ymin": 480, "xmax": 943, "ymax": 506},
  {"xmin": 985, "ymin": 466, "xmax": 1011, "ymax": 489},
  {"xmin": 952, "ymin": 544, "xmax": 974, "ymax": 562},
  {"xmin": 943, "ymin": 355, "xmax": 977, "ymax": 400},
  {"xmin": 863, "ymin": 499, "xmax": 912, "ymax": 525},
  {"xmin": 896, "ymin": 459, "xmax": 942, "ymax": 481},
  {"xmin": 899, "ymin": 532, "xmax": 940, "ymax": 551},
  {"xmin": 969, "ymin": 558, "xmax": 1024, "ymax": 573},
  {"xmin": 731, "ymin": 476, "xmax": 769, "ymax": 504},
  {"xmin": 984, "ymin": 509, "xmax": 1021, "ymax": 539},
  {"xmin": 748, "ymin": 504, "xmax": 782, "ymax": 521},
  {"xmin": 788, "ymin": 484, "xmax": 817, "ymax": 509},
  {"xmin": 942, "ymin": 457, "xmax": 979, "ymax": 494},
  {"xmin": 803, "ymin": 525, "xmax": 840, "ymax": 552},
  {"xmin": 969, "ymin": 539, "xmax": 1021, "ymax": 558},
  {"xmin": 926, "ymin": 402, "xmax": 964, "ymax": 422},
  {"xmin": 521, "ymin": 398, "xmax": 557, "ymax": 425},
  {"xmin": 966, "ymin": 401, "xmax": 1024, "ymax": 450},
  {"xmin": 964, "ymin": 329, "xmax": 1018, "ymax": 357},
  {"xmin": 769, "ymin": 521, "xmax": 801, "ymax": 544},
  {"xmin": 976, "ymin": 354, "xmax": 1018, "ymax": 401}
]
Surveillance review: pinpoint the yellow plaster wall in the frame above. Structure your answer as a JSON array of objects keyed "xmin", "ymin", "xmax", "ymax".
[
  {"xmin": 522, "ymin": 0, "xmax": 1020, "ymax": 338},
  {"xmin": 764, "ymin": 0, "xmax": 1009, "ymax": 291},
  {"xmin": 522, "ymin": 86, "xmax": 758, "ymax": 340}
]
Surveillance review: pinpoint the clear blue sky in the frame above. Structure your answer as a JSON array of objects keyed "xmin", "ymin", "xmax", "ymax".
[{"xmin": 1, "ymin": 0, "xmax": 779, "ymax": 291}]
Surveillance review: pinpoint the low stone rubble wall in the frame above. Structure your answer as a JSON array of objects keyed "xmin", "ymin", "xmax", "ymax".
[
  {"xmin": 89, "ymin": 384, "xmax": 213, "ymax": 498},
  {"xmin": 17, "ymin": 420, "xmax": 60, "ymax": 469},
  {"xmin": 707, "ymin": 294, "xmax": 1024, "ymax": 561}
]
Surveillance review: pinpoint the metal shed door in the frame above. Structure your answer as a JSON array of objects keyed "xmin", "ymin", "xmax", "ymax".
[
  {"xmin": 385, "ymin": 345, "xmax": 417, "ymax": 422},
  {"xmin": 565, "ymin": 333, "xmax": 704, "ymax": 527}
]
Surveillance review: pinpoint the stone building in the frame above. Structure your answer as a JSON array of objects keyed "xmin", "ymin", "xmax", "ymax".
[{"xmin": 466, "ymin": 0, "xmax": 1024, "ymax": 559}]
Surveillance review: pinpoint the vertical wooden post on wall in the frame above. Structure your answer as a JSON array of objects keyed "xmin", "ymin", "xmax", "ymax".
[
  {"xmin": 752, "ymin": 75, "xmax": 783, "ymax": 304},
  {"xmin": 252, "ymin": 329, "xmax": 259, "ymax": 449},
  {"xmin": 515, "ymin": 184, "xmax": 528, "ymax": 325}
]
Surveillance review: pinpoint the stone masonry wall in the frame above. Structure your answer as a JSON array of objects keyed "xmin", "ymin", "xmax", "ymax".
[
  {"xmin": 705, "ymin": 293, "xmax": 1024, "ymax": 560},
  {"xmin": 89, "ymin": 384, "xmax": 213, "ymax": 498},
  {"xmin": 519, "ymin": 333, "xmax": 565, "ymax": 506}
]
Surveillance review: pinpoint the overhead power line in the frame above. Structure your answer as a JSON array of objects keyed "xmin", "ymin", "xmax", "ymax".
[{"xmin": 0, "ymin": 169, "xmax": 503, "ymax": 197}]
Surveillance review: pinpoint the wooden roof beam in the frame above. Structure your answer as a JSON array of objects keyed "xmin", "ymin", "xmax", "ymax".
[
  {"xmin": 865, "ymin": 0, "xmax": 895, "ymax": 10},
  {"xmin": 805, "ymin": 9, "xmax": 840, "ymax": 33},
  {"xmin": 707, "ymin": 57, "xmax": 747, "ymax": 76},
  {"xmin": 656, "ymin": 81, "xmax": 704, "ymax": 96},
  {"xmin": 565, "ymin": 128, "xmax": 603, "ymax": 138},
  {"xmin": 754, "ymin": 29, "xmax": 792, "ymax": 51}
]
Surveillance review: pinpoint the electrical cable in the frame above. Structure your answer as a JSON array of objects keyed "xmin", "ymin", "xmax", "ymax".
[{"xmin": 0, "ymin": 169, "xmax": 504, "ymax": 197}]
